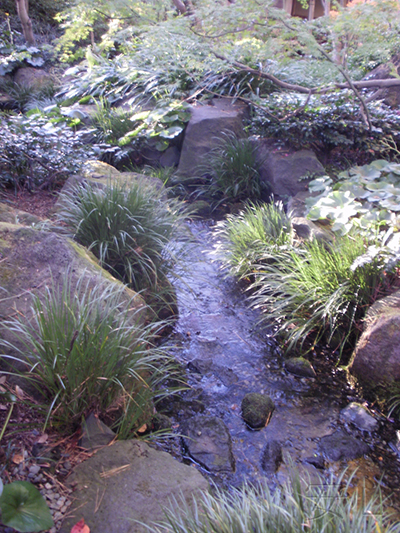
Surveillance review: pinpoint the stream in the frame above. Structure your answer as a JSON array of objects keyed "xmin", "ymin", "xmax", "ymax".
[{"xmin": 160, "ymin": 220, "xmax": 400, "ymax": 504}]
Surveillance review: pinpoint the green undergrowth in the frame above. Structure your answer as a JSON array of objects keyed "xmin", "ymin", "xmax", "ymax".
[
  {"xmin": 218, "ymin": 201, "xmax": 397, "ymax": 358},
  {"xmin": 152, "ymin": 470, "xmax": 399, "ymax": 533},
  {"xmin": 1, "ymin": 274, "xmax": 180, "ymax": 438},
  {"xmin": 57, "ymin": 179, "xmax": 190, "ymax": 319}
]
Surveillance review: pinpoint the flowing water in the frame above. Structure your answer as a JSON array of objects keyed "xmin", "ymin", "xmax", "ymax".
[{"xmin": 161, "ymin": 220, "xmax": 400, "ymax": 504}]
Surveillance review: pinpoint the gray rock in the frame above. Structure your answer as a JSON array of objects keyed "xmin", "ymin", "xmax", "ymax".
[
  {"xmin": 350, "ymin": 292, "xmax": 400, "ymax": 394},
  {"xmin": 80, "ymin": 413, "xmax": 116, "ymax": 451},
  {"xmin": 59, "ymin": 440, "xmax": 209, "ymax": 533},
  {"xmin": 160, "ymin": 146, "xmax": 180, "ymax": 168},
  {"xmin": 340, "ymin": 402, "xmax": 378, "ymax": 432},
  {"xmin": 177, "ymin": 98, "xmax": 249, "ymax": 177},
  {"xmin": 241, "ymin": 393, "xmax": 275, "ymax": 429},
  {"xmin": 284, "ymin": 357, "xmax": 316, "ymax": 378},
  {"xmin": 13, "ymin": 67, "xmax": 53, "ymax": 89},
  {"xmin": 260, "ymin": 440, "xmax": 282, "ymax": 474},
  {"xmin": 251, "ymin": 139, "xmax": 325, "ymax": 198},
  {"xmin": 318, "ymin": 430, "xmax": 370, "ymax": 462},
  {"xmin": 182, "ymin": 415, "xmax": 235, "ymax": 473},
  {"xmin": 291, "ymin": 217, "xmax": 333, "ymax": 243}
]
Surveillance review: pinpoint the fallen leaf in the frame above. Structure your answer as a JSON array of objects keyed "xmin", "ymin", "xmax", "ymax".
[
  {"xmin": 36, "ymin": 433, "xmax": 48, "ymax": 444},
  {"xmin": 70, "ymin": 519, "xmax": 90, "ymax": 533},
  {"xmin": 0, "ymin": 376, "xmax": 6, "ymax": 385},
  {"xmin": 15, "ymin": 385, "xmax": 25, "ymax": 399},
  {"xmin": 137, "ymin": 424, "xmax": 147, "ymax": 434},
  {"xmin": 12, "ymin": 453, "xmax": 24, "ymax": 464}
]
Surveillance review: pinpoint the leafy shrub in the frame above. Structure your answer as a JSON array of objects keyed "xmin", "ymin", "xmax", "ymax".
[
  {"xmin": 57, "ymin": 180, "xmax": 189, "ymax": 304},
  {"xmin": 0, "ymin": 112, "xmax": 94, "ymax": 190},
  {"xmin": 0, "ymin": 45, "xmax": 45, "ymax": 76},
  {"xmin": 198, "ymin": 132, "xmax": 266, "ymax": 206},
  {"xmin": 215, "ymin": 201, "xmax": 293, "ymax": 278},
  {"xmin": 1, "ymin": 274, "xmax": 177, "ymax": 435},
  {"xmin": 249, "ymin": 234, "xmax": 389, "ymax": 355},
  {"xmin": 153, "ymin": 470, "xmax": 399, "ymax": 533},
  {"xmin": 251, "ymin": 93, "xmax": 400, "ymax": 165}
]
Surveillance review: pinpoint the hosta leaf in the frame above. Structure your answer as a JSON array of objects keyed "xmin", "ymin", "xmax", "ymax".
[{"xmin": 0, "ymin": 481, "xmax": 54, "ymax": 532}]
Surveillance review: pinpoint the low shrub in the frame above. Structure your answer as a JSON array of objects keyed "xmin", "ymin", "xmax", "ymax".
[
  {"xmin": 1, "ymin": 275, "xmax": 178, "ymax": 436},
  {"xmin": 0, "ymin": 112, "xmax": 94, "ymax": 190},
  {"xmin": 215, "ymin": 201, "xmax": 293, "ymax": 278},
  {"xmin": 198, "ymin": 132, "xmax": 266, "ymax": 206},
  {"xmin": 153, "ymin": 470, "xmax": 398, "ymax": 533},
  {"xmin": 57, "ymin": 180, "xmax": 189, "ymax": 316}
]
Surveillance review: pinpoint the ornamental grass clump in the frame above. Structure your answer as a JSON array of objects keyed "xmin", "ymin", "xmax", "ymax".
[
  {"xmin": 1, "ymin": 275, "xmax": 178, "ymax": 436},
  {"xmin": 215, "ymin": 201, "xmax": 292, "ymax": 278},
  {"xmin": 153, "ymin": 470, "xmax": 398, "ymax": 533},
  {"xmin": 250, "ymin": 234, "xmax": 387, "ymax": 355},
  {"xmin": 198, "ymin": 132, "xmax": 265, "ymax": 205},
  {"xmin": 58, "ymin": 180, "xmax": 189, "ymax": 311}
]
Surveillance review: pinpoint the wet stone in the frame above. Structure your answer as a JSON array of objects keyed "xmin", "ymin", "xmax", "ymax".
[
  {"xmin": 340, "ymin": 402, "xmax": 378, "ymax": 432},
  {"xmin": 241, "ymin": 393, "xmax": 275, "ymax": 429},
  {"xmin": 284, "ymin": 357, "xmax": 316, "ymax": 378},
  {"xmin": 182, "ymin": 415, "xmax": 235, "ymax": 473},
  {"xmin": 260, "ymin": 440, "xmax": 283, "ymax": 474},
  {"xmin": 318, "ymin": 430, "xmax": 370, "ymax": 462}
]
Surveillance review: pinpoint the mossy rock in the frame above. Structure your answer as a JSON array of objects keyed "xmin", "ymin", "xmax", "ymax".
[
  {"xmin": 285, "ymin": 357, "xmax": 316, "ymax": 378},
  {"xmin": 241, "ymin": 393, "xmax": 275, "ymax": 429},
  {"xmin": 0, "ymin": 223, "xmax": 148, "ymax": 371}
]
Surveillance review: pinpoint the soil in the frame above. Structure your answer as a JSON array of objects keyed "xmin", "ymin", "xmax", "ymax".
[{"xmin": 0, "ymin": 189, "xmax": 59, "ymax": 220}]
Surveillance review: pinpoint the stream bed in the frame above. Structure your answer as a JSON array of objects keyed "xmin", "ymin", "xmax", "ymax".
[{"xmin": 160, "ymin": 220, "xmax": 400, "ymax": 505}]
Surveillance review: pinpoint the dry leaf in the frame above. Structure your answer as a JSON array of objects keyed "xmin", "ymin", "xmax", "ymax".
[
  {"xmin": 137, "ymin": 424, "xmax": 147, "ymax": 434},
  {"xmin": 12, "ymin": 453, "xmax": 24, "ymax": 464},
  {"xmin": 70, "ymin": 519, "xmax": 90, "ymax": 533},
  {"xmin": 14, "ymin": 385, "xmax": 25, "ymax": 399},
  {"xmin": 36, "ymin": 433, "xmax": 48, "ymax": 444},
  {"xmin": 0, "ymin": 376, "xmax": 6, "ymax": 385}
]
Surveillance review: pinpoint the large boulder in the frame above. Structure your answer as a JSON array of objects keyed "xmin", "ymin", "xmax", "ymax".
[
  {"xmin": 251, "ymin": 139, "xmax": 325, "ymax": 198},
  {"xmin": 349, "ymin": 290, "xmax": 400, "ymax": 395},
  {"xmin": 0, "ymin": 221, "xmax": 147, "ymax": 361},
  {"xmin": 59, "ymin": 440, "xmax": 209, "ymax": 533},
  {"xmin": 177, "ymin": 98, "xmax": 249, "ymax": 177}
]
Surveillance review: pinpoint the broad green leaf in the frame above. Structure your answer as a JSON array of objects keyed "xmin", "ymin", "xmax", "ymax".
[
  {"xmin": 308, "ymin": 176, "xmax": 332, "ymax": 193},
  {"xmin": 129, "ymin": 111, "xmax": 150, "ymax": 122},
  {"xmin": 0, "ymin": 481, "xmax": 54, "ymax": 533},
  {"xmin": 380, "ymin": 198, "xmax": 400, "ymax": 212},
  {"xmin": 159, "ymin": 126, "xmax": 183, "ymax": 139},
  {"xmin": 350, "ymin": 164, "xmax": 381, "ymax": 181}
]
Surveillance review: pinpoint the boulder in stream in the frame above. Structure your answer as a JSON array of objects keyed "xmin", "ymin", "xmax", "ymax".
[
  {"xmin": 260, "ymin": 440, "xmax": 283, "ymax": 474},
  {"xmin": 241, "ymin": 393, "xmax": 275, "ymax": 429},
  {"xmin": 340, "ymin": 402, "xmax": 378, "ymax": 432},
  {"xmin": 182, "ymin": 415, "xmax": 235, "ymax": 473},
  {"xmin": 284, "ymin": 357, "xmax": 316, "ymax": 378},
  {"xmin": 318, "ymin": 430, "xmax": 370, "ymax": 462}
]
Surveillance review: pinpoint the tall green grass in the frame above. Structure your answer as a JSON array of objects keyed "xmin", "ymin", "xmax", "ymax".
[
  {"xmin": 198, "ymin": 132, "xmax": 265, "ymax": 205},
  {"xmin": 58, "ymin": 180, "xmax": 189, "ymax": 317},
  {"xmin": 216, "ymin": 201, "xmax": 292, "ymax": 278},
  {"xmin": 153, "ymin": 470, "xmax": 398, "ymax": 533},
  {"xmin": 250, "ymin": 235, "xmax": 385, "ymax": 354},
  {"xmin": 1, "ymin": 274, "xmax": 178, "ymax": 436}
]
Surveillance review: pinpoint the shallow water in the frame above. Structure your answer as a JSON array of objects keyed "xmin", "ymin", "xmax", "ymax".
[{"xmin": 162, "ymin": 220, "xmax": 400, "ymax": 502}]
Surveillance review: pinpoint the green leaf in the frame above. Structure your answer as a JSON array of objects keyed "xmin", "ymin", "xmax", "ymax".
[
  {"xmin": 158, "ymin": 125, "xmax": 183, "ymax": 139},
  {"xmin": 308, "ymin": 176, "xmax": 332, "ymax": 193},
  {"xmin": 0, "ymin": 481, "xmax": 54, "ymax": 532},
  {"xmin": 129, "ymin": 110, "xmax": 151, "ymax": 122}
]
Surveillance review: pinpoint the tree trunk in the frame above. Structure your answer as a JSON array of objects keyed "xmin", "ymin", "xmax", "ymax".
[
  {"xmin": 15, "ymin": 0, "xmax": 35, "ymax": 45},
  {"xmin": 171, "ymin": 0, "xmax": 187, "ymax": 14},
  {"xmin": 308, "ymin": 0, "xmax": 316, "ymax": 20}
]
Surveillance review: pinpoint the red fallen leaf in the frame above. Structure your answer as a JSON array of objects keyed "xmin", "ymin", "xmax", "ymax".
[{"xmin": 70, "ymin": 519, "xmax": 90, "ymax": 533}]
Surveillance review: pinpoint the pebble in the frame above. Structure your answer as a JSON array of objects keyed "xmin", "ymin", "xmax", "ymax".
[{"xmin": 29, "ymin": 464, "xmax": 41, "ymax": 475}]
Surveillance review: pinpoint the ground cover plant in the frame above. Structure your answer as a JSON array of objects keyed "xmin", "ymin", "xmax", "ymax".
[
  {"xmin": 1, "ymin": 274, "xmax": 178, "ymax": 437},
  {"xmin": 153, "ymin": 470, "xmax": 399, "ymax": 533},
  {"xmin": 57, "ymin": 180, "xmax": 189, "ymax": 318}
]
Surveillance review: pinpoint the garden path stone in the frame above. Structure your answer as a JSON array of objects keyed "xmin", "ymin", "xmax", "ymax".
[{"xmin": 59, "ymin": 440, "xmax": 209, "ymax": 533}]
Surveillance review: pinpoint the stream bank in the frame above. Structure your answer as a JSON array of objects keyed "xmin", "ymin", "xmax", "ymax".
[{"xmin": 161, "ymin": 219, "xmax": 400, "ymax": 502}]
